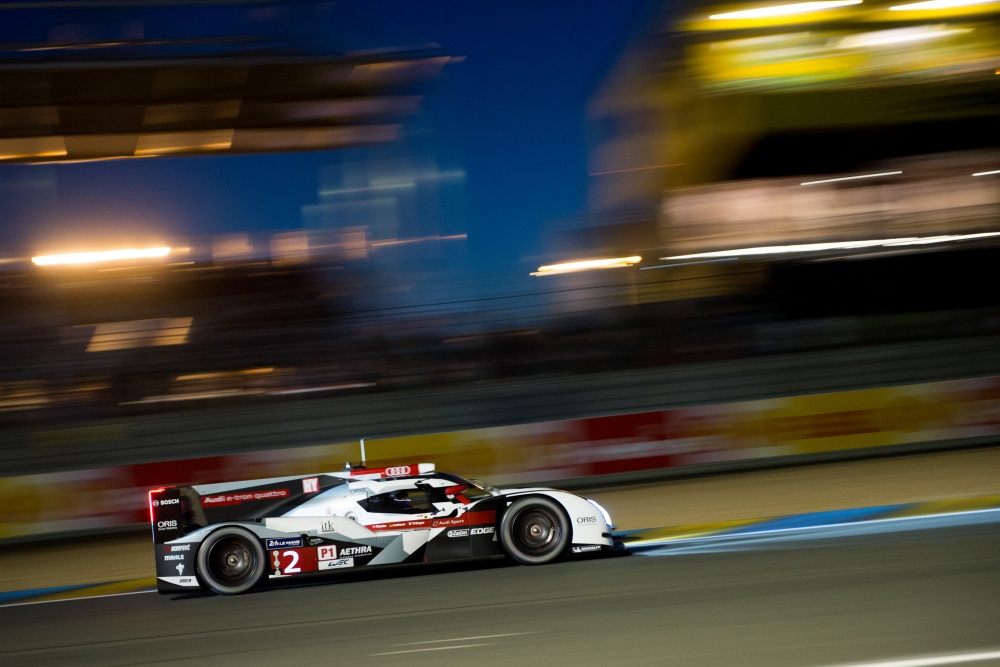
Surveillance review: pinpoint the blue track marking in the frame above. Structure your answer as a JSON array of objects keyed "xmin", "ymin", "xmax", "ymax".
[
  {"xmin": 718, "ymin": 504, "xmax": 911, "ymax": 535},
  {"xmin": 0, "ymin": 584, "xmax": 92, "ymax": 604},
  {"xmin": 617, "ymin": 495, "xmax": 1000, "ymax": 556}
]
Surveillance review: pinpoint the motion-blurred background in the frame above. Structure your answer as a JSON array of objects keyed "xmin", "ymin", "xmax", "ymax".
[{"xmin": 1, "ymin": 0, "xmax": 999, "ymax": 541}]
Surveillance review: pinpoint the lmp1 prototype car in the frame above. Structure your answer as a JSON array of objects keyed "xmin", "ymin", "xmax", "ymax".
[{"xmin": 150, "ymin": 462, "xmax": 620, "ymax": 595}]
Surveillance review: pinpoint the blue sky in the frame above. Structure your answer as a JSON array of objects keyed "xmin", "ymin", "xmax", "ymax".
[{"xmin": 0, "ymin": 1, "xmax": 647, "ymax": 272}]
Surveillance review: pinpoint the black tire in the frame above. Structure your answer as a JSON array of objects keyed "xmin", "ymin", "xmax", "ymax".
[
  {"xmin": 196, "ymin": 527, "xmax": 266, "ymax": 595},
  {"xmin": 500, "ymin": 497, "xmax": 571, "ymax": 565}
]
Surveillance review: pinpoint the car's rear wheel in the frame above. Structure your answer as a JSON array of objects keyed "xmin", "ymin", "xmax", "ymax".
[
  {"xmin": 197, "ymin": 527, "xmax": 266, "ymax": 595},
  {"xmin": 500, "ymin": 497, "xmax": 571, "ymax": 565}
]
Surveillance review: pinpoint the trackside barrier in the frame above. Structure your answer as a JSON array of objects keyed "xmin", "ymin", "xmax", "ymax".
[{"xmin": 2, "ymin": 375, "xmax": 1000, "ymax": 540}]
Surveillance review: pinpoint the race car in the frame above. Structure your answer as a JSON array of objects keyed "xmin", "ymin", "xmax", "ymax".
[{"xmin": 150, "ymin": 462, "xmax": 620, "ymax": 595}]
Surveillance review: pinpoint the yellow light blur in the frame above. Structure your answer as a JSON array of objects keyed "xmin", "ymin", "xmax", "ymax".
[
  {"xmin": 709, "ymin": 0, "xmax": 861, "ymax": 20},
  {"xmin": 890, "ymin": 0, "xmax": 997, "ymax": 10},
  {"xmin": 532, "ymin": 256, "xmax": 642, "ymax": 276},
  {"xmin": 836, "ymin": 25, "xmax": 972, "ymax": 48},
  {"xmin": 32, "ymin": 247, "xmax": 171, "ymax": 266}
]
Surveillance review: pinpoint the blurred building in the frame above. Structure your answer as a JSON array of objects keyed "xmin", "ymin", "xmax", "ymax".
[
  {"xmin": 586, "ymin": 0, "xmax": 1000, "ymax": 256},
  {"xmin": 562, "ymin": 0, "xmax": 1000, "ymax": 314}
]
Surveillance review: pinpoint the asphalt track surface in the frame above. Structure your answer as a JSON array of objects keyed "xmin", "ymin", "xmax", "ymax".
[
  {"xmin": 0, "ymin": 513, "xmax": 998, "ymax": 667},
  {"xmin": 1, "ymin": 448, "xmax": 999, "ymax": 666}
]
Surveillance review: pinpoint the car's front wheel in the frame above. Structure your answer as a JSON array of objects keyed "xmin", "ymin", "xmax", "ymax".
[
  {"xmin": 197, "ymin": 527, "xmax": 266, "ymax": 595},
  {"xmin": 500, "ymin": 497, "xmax": 571, "ymax": 565}
]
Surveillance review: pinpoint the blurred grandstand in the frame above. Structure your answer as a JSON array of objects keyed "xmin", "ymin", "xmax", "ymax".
[{"xmin": 2, "ymin": 0, "xmax": 1000, "ymax": 432}]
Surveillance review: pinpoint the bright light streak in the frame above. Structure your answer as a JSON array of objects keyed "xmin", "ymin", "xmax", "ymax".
[
  {"xmin": 973, "ymin": 169, "xmax": 1000, "ymax": 176},
  {"xmin": 890, "ymin": 0, "xmax": 997, "ymax": 10},
  {"xmin": 800, "ymin": 171, "xmax": 902, "ymax": 185},
  {"xmin": 589, "ymin": 163, "xmax": 685, "ymax": 176},
  {"xmin": 662, "ymin": 232, "xmax": 1000, "ymax": 260},
  {"xmin": 32, "ymin": 247, "xmax": 171, "ymax": 266},
  {"xmin": 532, "ymin": 256, "xmax": 642, "ymax": 276},
  {"xmin": 836, "ymin": 26, "xmax": 972, "ymax": 48},
  {"xmin": 709, "ymin": 0, "xmax": 861, "ymax": 20}
]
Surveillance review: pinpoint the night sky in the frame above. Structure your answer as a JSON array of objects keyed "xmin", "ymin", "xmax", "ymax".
[{"xmin": 0, "ymin": 1, "xmax": 648, "ymax": 272}]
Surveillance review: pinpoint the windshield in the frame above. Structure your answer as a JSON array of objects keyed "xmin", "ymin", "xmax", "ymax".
[{"xmin": 434, "ymin": 472, "xmax": 500, "ymax": 499}]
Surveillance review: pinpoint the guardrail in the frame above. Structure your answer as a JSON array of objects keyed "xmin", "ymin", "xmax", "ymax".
[{"xmin": 2, "ymin": 365, "xmax": 1000, "ymax": 541}]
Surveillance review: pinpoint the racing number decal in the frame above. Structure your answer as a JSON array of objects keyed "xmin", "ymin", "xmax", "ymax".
[
  {"xmin": 271, "ymin": 548, "xmax": 318, "ymax": 576},
  {"xmin": 278, "ymin": 550, "xmax": 300, "ymax": 574}
]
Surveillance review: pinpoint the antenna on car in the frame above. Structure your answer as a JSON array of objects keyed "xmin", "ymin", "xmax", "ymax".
[{"xmin": 345, "ymin": 438, "xmax": 369, "ymax": 471}]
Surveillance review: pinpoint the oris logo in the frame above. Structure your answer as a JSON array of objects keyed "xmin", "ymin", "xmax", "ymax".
[
  {"xmin": 384, "ymin": 466, "xmax": 411, "ymax": 476},
  {"xmin": 157, "ymin": 519, "xmax": 178, "ymax": 529},
  {"xmin": 576, "ymin": 516, "xmax": 598, "ymax": 524}
]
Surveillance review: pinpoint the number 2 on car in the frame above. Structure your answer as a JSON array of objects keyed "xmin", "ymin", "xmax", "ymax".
[{"xmin": 271, "ymin": 548, "xmax": 318, "ymax": 575}]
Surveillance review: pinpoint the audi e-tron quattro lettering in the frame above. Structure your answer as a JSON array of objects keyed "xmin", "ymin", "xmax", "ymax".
[{"xmin": 150, "ymin": 463, "xmax": 620, "ymax": 595}]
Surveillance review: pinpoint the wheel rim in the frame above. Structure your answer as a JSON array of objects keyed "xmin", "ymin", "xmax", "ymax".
[
  {"xmin": 512, "ymin": 508, "xmax": 560, "ymax": 556},
  {"xmin": 208, "ymin": 537, "xmax": 257, "ymax": 587}
]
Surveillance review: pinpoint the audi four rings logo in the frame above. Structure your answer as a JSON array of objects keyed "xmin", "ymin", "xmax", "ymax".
[{"xmin": 384, "ymin": 466, "xmax": 411, "ymax": 476}]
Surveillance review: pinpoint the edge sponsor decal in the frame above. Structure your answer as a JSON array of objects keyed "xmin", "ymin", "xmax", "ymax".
[
  {"xmin": 318, "ymin": 557, "xmax": 354, "ymax": 570},
  {"xmin": 266, "ymin": 537, "xmax": 303, "ymax": 550},
  {"xmin": 572, "ymin": 545, "xmax": 603, "ymax": 553},
  {"xmin": 202, "ymin": 488, "xmax": 290, "ymax": 506},
  {"xmin": 470, "ymin": 526, "xmax": 494, "ymax": 535}
]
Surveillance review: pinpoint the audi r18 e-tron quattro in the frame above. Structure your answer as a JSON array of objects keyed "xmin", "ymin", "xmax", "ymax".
[{"xmin": 150, "ymin": 462, "xmax": 619, "ymax": 595}]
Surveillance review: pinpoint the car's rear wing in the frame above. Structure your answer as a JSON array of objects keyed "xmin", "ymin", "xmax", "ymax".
[
  {"xmin": 149, "ymin": 473, "xmax": 347, "ymax": 543},
  {"xmin": 148, "ymin": 464, "xmax": 437, "ymax": 543}
]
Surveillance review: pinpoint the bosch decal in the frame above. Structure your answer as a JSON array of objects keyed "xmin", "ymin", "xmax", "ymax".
[
  {"xmin": 153, "ymin": 498, "xmax": 179, "ymax": 507},
  {"xmin": 265, "ymin": 537, "xmax": 304, "ymax": 550}
]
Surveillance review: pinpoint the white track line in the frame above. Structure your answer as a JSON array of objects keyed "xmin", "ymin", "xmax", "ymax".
[
  {"xmin": 393, "ymin": 632, "xmax": 537, "ymax": 645},
  {"xmin": 818, "ymin": 649, "xmax": 1000, "ymax": 667},
  {"xmin": 370, "ymin": 643, "xmax": 493, "ymax": 656}
]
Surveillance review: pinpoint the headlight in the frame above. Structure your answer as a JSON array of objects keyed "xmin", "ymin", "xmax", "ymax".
[{"xmin": 586, "ymin": 498, "xmax": 613, "ymax": 527}]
